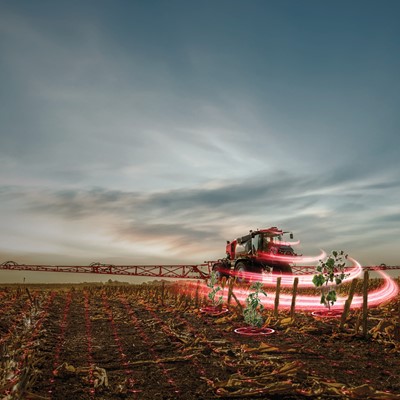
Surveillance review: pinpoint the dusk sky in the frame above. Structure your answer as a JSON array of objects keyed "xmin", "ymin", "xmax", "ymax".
[{"xmin": 1, "ymin": 1, "xmax": 400, "ymax": 283}]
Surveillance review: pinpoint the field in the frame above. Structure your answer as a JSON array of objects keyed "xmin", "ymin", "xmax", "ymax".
[{"xmin": 1, "ymin": 279, "xmax": 400, "ymax": 399}]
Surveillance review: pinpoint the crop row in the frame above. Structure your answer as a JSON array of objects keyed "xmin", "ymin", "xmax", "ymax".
[{"xmin": 0, "ymin": 290, "xmax": 56, "ymax": 399}]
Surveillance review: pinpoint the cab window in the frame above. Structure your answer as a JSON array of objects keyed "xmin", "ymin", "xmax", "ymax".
[{"xmin": 251, "ymin": 234, "xmax": 261, "ymax": 252}]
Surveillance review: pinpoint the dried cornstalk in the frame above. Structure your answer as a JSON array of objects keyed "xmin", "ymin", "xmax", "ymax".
[
  {"xmin": 274, "ymin": 277, "xmax": 282, "ymax": 318},
  {"xmin": 127, "ymin": 354, "xmax": 194, "ymax": 366},
  {"xmin": 290, "ymin": 278, "xmax": 299, "ymax": 319},
  {"xmin": 362, "ymin": 271, "xmax": 369, "ymax": 337},
  {"xmin": 230, "ymin": 291, "xmax": 243, "ymax": 314},
  {"xmin": 340, "ymin": 278, "xmax": 358, "ymax": 329}
]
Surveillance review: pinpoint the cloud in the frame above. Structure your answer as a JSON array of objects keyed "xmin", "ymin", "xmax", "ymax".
[
  {"xmin": 1, "ymin": 163, "xmax": 400, "ymax": 266},
  {"xmin": 2, "ymin": 6, "xmax": 394, "ymax": 190}
]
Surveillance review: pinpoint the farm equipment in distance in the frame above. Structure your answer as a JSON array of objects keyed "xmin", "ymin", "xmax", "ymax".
[{"xmin": 212, "ymin": 227, "xmax": 298, "ymax": 281}]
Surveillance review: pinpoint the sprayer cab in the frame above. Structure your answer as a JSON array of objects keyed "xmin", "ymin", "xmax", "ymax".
[{"xmin": 226, "ymin": 227, "xmax": 295, "ymax": 259}]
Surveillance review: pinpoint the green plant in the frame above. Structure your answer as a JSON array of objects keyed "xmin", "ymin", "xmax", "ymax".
[
  {"xmin": 207, "ymin": 271, "xmax": 223, "ymax": 307},
  {"xmin": 312, "ymin": 250, "xmax": 349, "ymax": 309},
  {"xmin": 243, "ymin": 282, "xmax": 268, "ymax": 328}
]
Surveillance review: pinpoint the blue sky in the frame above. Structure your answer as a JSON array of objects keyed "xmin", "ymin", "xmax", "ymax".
[{"xmin": 1, "ymin": 1, "xmax": 400, "ymax": 282}]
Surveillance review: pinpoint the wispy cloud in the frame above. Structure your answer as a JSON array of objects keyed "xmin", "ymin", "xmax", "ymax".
[{"xmin": 1, "ymin": 165, "xmax": 400, "ymax": 266}]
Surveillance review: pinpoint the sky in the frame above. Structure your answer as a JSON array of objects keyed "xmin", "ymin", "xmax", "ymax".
[{"xmin": 1, "ymin": 0, "xmax": 400, "ymax": 283}]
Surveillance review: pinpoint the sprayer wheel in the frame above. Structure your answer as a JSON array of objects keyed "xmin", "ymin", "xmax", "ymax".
[{"xmin": 235, "ymin": 261, "xmax": 250, "ymax": 283}]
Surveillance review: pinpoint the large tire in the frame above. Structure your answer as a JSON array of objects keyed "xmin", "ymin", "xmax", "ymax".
[
  {"xmin": 235, "ymin": 261, "xmax": 251, "ymax": 283},
  {"xmin": 212, "ymin": 262, "xmax": 229, "ymax": 280}
]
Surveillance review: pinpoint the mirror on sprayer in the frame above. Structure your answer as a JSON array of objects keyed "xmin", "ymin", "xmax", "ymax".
[{"xmin": 290, "ymin": 233, "xmax": 293, "ymax": 239}]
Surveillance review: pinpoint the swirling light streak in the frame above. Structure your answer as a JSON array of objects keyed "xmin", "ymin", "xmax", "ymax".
[
  {"xmin": 185, "ymin": 258, "xmax": 398, "ymax": 311},
  {"xmin": 274, "ymin": 240, "xmax": 301, "ymax": 246},
  {"xmin": 257, "ymin": 249, "xmax": 327, "ymax": 264},
  {"xmin": 349, "ymin": 270, "xmax": 399, "ymax": 308},
  {"xmin": 227, "ymin": 256, "xmax": 362, "ymax": 288}
]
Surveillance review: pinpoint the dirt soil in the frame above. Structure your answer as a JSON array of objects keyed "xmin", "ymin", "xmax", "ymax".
[{"xmin": 1, "ymin": 285, "xmax": 400, "ymax": 399}]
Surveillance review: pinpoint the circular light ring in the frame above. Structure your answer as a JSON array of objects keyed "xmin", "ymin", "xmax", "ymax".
[
  {"xmin": 234, "ymin": 327, "xmax": 275, "ymax": 336},
  {"xmin": 200, "ymin": 307, "xmax": 229, "ymax": 316},
  {"xmin": 311, "ymin": 310, "xmax": 342, "ymax": 318}
]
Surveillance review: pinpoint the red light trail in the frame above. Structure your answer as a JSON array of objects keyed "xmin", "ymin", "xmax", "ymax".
[
  {"xmin": 188, "ymin": 257, "xmax": 399, "ymax": 312},
  {"xmin": 256, "ymin": 249, "xmax": 327, "ymax": 264}
]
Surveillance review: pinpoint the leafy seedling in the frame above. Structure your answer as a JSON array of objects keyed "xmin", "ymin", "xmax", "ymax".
[
  {"xmin": 243, "ymin": 282, "xmax": 268, "ymax": 328},
  {"xmin": 312, "ymin": 250, "xmax": 349, "ymax": 309},
  {"xmin": 207, "ymin": 270, "xmax": 223, "ymax": 307}
]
